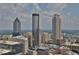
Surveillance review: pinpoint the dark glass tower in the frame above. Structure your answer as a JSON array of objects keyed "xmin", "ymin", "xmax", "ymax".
[
  {"xmin": 32, "ymin": 13, "xmax": 39, "ymax": 47},
  {"xmin": 13, "ymin": 17, "xmax": 21, "ymax": 36}
]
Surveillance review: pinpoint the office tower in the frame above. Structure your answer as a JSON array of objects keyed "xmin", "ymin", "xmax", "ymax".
[
  {"xmin": 13, "ymin": 17, "xmax": 21, "ymax": 36},
  {"xmin": 25, "ymin": 32, "xmax": 33, "ymax": 48},
  {"xmin": 41, "ymin": 32, "xmax": 48, "ymax": 44},
  {"xmin": 52, "ymin": 14, "xmax": 61, "ymax": 44},
  {"xmin": 32, "ymin": 13, "xmax": 39, "ymax": 47}
]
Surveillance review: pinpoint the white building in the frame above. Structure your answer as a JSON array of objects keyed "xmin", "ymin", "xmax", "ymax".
[
  {"xmin": 52, "ymin": 14, "xmax": 61, "ymax": 44},
  {"xmin": 12, "ymin": 36, "xmax": 28, "ymax": 55}
]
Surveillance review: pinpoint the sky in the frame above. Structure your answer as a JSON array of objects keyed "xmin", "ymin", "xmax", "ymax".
[{"xmin": 0, "ymin": 3, "xmax": 79, "ymax": 30}]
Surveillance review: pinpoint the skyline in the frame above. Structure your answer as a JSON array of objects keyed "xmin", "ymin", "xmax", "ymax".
[{"xmin": 0, "ymin": 3, "xmax": 79, "ymax": 30}]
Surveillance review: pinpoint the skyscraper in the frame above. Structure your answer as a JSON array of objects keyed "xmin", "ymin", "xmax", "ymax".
[
  {"xmin": 32, "ymin": 13, "xmax": 39, "ymax": 47},
  {"xmin": 13, "ymin": 17, "xmax": 21, "ymax": 36},
  {"xmin": 52, "ymin": 14, "xmax": 61, "ymax": 44}
]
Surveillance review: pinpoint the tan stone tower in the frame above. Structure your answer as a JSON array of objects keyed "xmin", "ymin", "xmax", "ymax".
[
  {"xmin": 41, "ymin": 32, "xmax": 48, "ymax": 44},
  {"xmin": 52, "ymin": 14, "xmax": 61, "ymax": 44},
  {"xmin": 25, "ymin": 32, "xmax": 32, "ymax": 48}
]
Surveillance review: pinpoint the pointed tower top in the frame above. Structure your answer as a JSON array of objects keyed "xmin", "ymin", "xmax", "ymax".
[
  {"xmin": 14, "ymin": 17, "xmax": 20, "ymax": 22},
  {"xmin": 54, "ymin": 14, "xmax": 60, "ymax": 16}
]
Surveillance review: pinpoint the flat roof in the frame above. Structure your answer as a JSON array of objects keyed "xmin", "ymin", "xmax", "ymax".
[
  {"xmin": 64, "ymin": 42, "xmax": 79, "ymax": 47},
  {"xmin": 49, "ymin": 44, "xmax": 59, "ymax": 48},
  {"xmin": 13, "ymin": 36, "xmax": 28, "ymax": 40},
  {"xmin": 0, "ymin": 40, "xmax": 21, "ymax": 45},
  {"xmin": 0, "ymin": 48, "xmax": 11, "ymax": 55},
  {"xmin": 38, "ymin": 47, "xmax": 48, "ymax": 49},
  {"xmin": 66, "ymin": 51, "xmax": 78, "ymax": 55},
  {"xmin": 32, "ymin": 13, "xmax": 39, "ymax": 16}
]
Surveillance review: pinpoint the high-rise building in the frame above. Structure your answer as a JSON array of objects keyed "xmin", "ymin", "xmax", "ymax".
[
  {"xmin": 32, "ymin": 13, "xmax": 39, "ymax": 47},
  {"xmin": 52, "ymin": 14, "xmax": 61, "ymax": 44},
  {"xmin": 13, "ymin": 17, "xmax": 21, "ymax": 36},
  {"xmin": 25, "ymin": 32, "xmax": 33, "ymax": 48},
  {"xmin": 41, "ymin": 32, "xmax": 48, "ymax": 44}
]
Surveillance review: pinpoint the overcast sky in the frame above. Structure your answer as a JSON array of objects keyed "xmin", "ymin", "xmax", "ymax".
[{"xmin": 0, "ymin": 3, "xmax": 79, "ymax": 30}]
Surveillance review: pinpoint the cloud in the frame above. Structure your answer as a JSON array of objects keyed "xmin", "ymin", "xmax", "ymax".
[
  {"xmin": 61, "ymin": 12, "xmax": 79, "ymax": 30},
  {"xmin": 33, "ymin": 3, "xmax": 68, "ymax": 16},
  {"xmin": 33, "ymin": 3, "xmax": 79, "ymax": 30},
  {"xmin": 32, "ymin": 3, "xmax": 68, "ymax": 30},
  {"xmin": 0, "ymin": 3, "xmax": 79, "ymax": 30},
  {"xmin": 48, "ymin": 3, "xmax": 67, "ymax": 14},
  {"xmin": 0, "ymin": 3, "xmax": 33, "ymax": 30}
]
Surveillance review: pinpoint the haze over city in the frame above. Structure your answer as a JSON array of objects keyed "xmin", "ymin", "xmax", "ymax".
[
  {"xmin": 0, "ymin": 3, "xmax": 79, "ymax": 55},
  {"xmin": 0, "ymin": 3, "xmax": 79, "ymax": 30}
]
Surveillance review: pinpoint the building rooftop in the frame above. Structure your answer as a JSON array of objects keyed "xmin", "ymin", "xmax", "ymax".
[
  {"xmin": 0, "ymin": 40, "xmax": 21, "ymax": 45},
  {"xmin": 32, "ymin": 13, "xmax": 39, "ymax": 16},
  {"xmin": 49, "ymin": 44, "xmax": 59, "ymax": 49},
  {"xmin": 59, "ymin": 46, "xmax": 70, "ymax": 50},
  {"xmin": 13, "ymin": 35, "xmax": 28, "ymax": 40},
  {"xmin": 64, "ymin": 42, "xmax": 79, "ymax": 47},
  {"xmin": 0, "ymin": 48, "xmax": 11, "ymax": 55},
  {"xmin": 37, "ymin": 47, "xmax": 49, "ymax": 50},
  {"xmin": 66, "ymin": 51, "xmax": 78, "ymax": 55}
]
